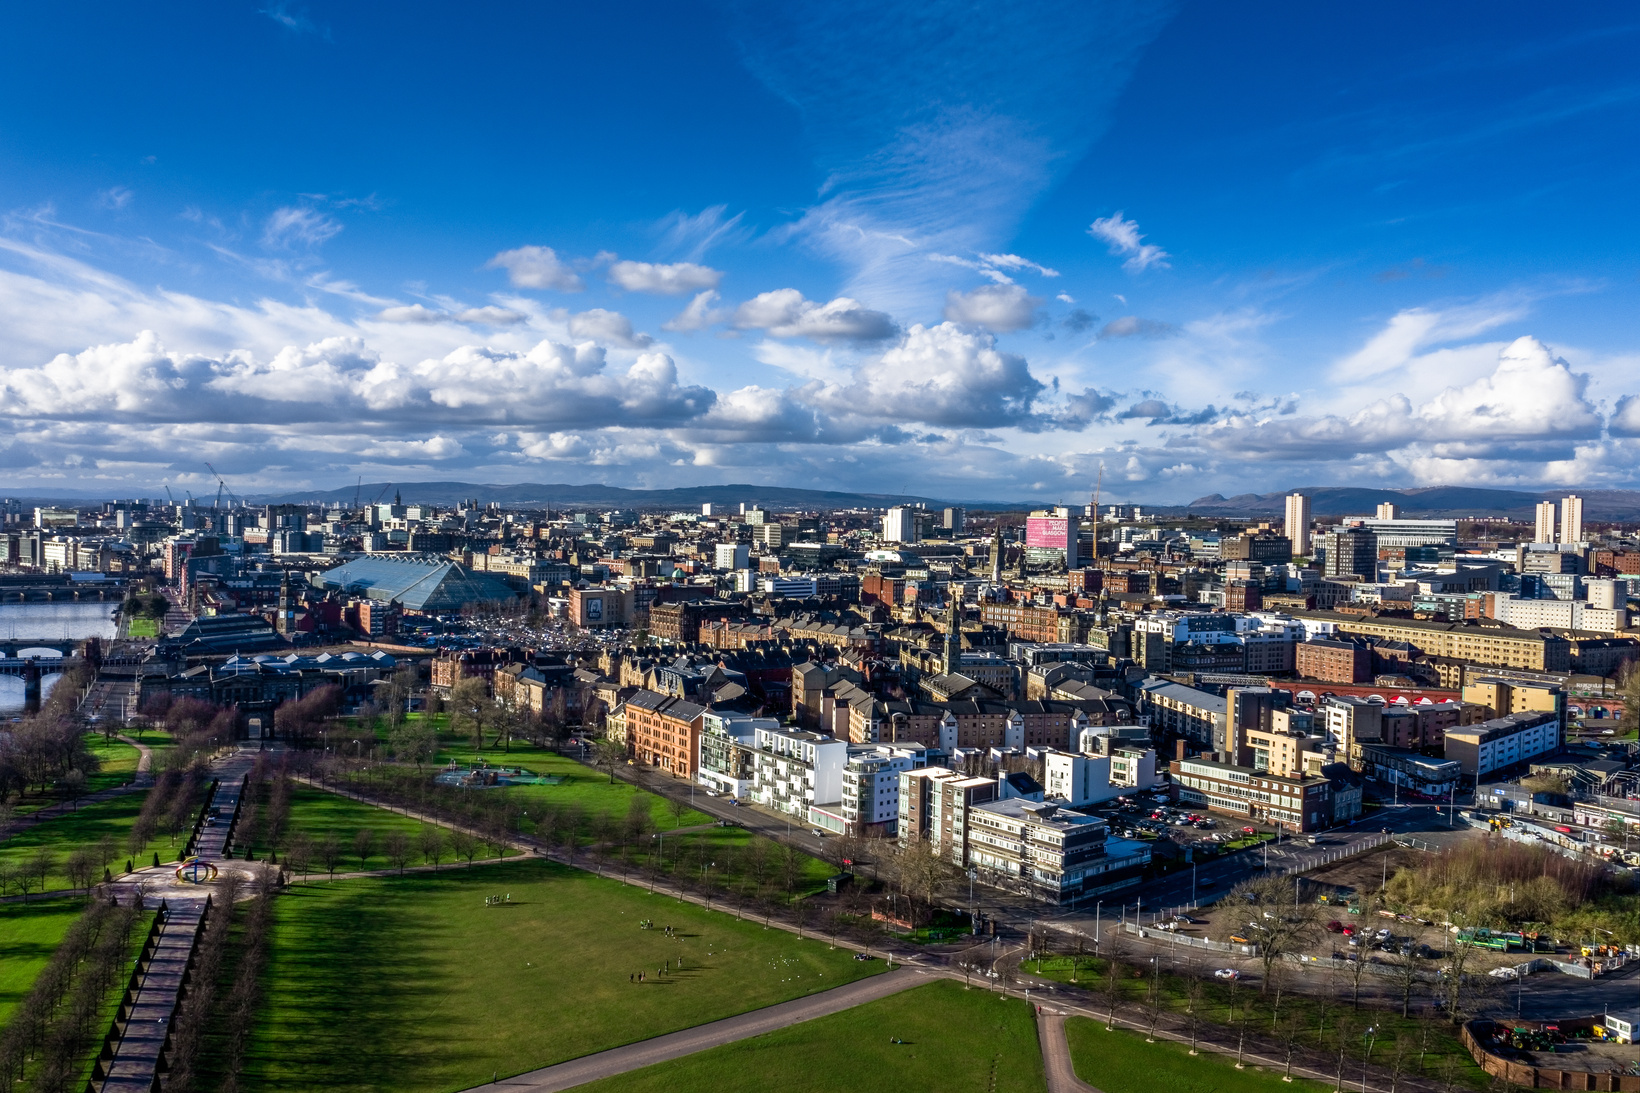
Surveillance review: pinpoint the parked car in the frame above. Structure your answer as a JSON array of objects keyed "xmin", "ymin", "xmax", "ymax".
[
  {"xmin": 1214, "ymin": 968, "xmax": 1240, "ymax": 980},
  {"xmin": 1489, "ymin": 967, "xmax": 1519, "ymax": 979},
  {"xmin": 1325, "ymin": 920, "xmax": 1344, "ymax": 933},
  {"xmin": 1241, "ymin": 826, "xmax": 1258, "ymax": 835}
]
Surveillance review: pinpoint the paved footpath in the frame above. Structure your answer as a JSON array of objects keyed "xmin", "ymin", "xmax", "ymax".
[
  {"xmin": 468, "ymin": 966, "xmax": 930, "ymax": 1092},
  {"xmin": 1037, "ymin": 1011, "xmax": 1103, "ymax": 1093},
  {"xmin": 97, "ymin": 746, "xmax": 258, "ymax": 1093}
]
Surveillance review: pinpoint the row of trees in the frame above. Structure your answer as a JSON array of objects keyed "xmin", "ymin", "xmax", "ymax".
[
  {"xmin": 0, "ymin": 898, "xmax": 144, "ymax": 1093},
  {"xmin": 0, "ymin": 713, "xmax": 99, "ymax": 805}
]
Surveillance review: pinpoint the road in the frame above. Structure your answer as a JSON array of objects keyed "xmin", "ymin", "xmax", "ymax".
[{"xmin": 1037, "ymin": 1010, "xmax": 1102, "ymax": 1093}]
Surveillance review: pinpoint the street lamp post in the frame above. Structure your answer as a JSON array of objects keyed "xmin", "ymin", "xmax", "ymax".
[
  {"xmin": 1094, "ymin": 900, "xmax": 1102, "ymax": 948},
  {"xmin": 1191, "ymin": 862, "xmax": 1198, "ymax": 906}
]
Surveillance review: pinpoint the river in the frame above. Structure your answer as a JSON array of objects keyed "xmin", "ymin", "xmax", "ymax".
[{"xmin": 0, "ymin": 601, "xmax": 121, "ymax": 715}]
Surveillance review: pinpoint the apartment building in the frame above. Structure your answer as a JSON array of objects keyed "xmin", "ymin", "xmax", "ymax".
[
  {"xmin": 625, "ymin": 689, "xmax": 708, "ymax": 778},
  {"xmin": 1136, "ymin": 679, "xmax": 1226, "ymax": 746},
  {"xmin": 1444, "ymin": 711, "xmax": 1561, "ymax": 780},
  {"xmin": 1298, "ymin": 613, "xmax": 1572, "ymax": 673},
  {"xmin": 695, "ymin": 709, "xmax": 779, "ymax": 798},
  {"xmin": 839, "ymin": 744, "xmax": 927, "ymax": 837},
  {"xmin": 898, "ymin": 767, "xmax": 997, "ymax": 866}
]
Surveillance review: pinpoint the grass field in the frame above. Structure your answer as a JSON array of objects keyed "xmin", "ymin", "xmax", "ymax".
[
  {"xmin": 578, "ymin": 980, "xmax": 1045, "ymax": 1093},
  {"xmin": 1031, "ymin": 955, "xmax": 1487, "ymax": 1090},
  {"xmin": 0, "ymin": 791, "xmax": 186, "ymax": 893},
  {"xmin": 1065, "ymin": 1018, "xmax": 1332, "ymax": 1093},
  {"xmin": 237, "ymin": 857, "xmax": 882, "ymax": 1093},
  {"xmin": 124, "ymin": 616, "xmax": 160, "ymax": 638},
  {"xmin": 0, "ymin": 898, "xmax": 84, "ymax": 1025},
  {"xmin": 84, "ymin": 733, "xmax": 142, "ymax": 792},
  {"xmin": 241, "ymin": 783, "xmax": 487, "ymax": 872}
]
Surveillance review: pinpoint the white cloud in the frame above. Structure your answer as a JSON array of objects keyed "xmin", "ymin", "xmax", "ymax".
[
  {"xmin": 607, "ymin": 259, "xmax": 723, "ymax": 295},
  {"xmin": 943, "ymin": 283, "xmax": 1041, "ymax": 331},
  {"xmin": 567, "ymin": 308, "xmax": 653, "ymax": 348},
  {"xmin": 803, "ymin": 322, "xmax": 1043, "ymax": 428},
  {"xmin": 486, "ymin": 245, "xmax": 584, "ymax": 291},
  {"xmin": 375, "ymin": 304, "xmax": 526, "ymax": 325},
  {"xmin": 359, "ymin": 436, "xmax": 467, "ymax": 460},
  {"xmin": 1088, "ymin": 211, "xmax": 1170, "ymax": 273},
  {"xmin": 662, "ymin": 290, "xmax": 726, "ymax": 333},
  {"xmin": 98, "ymin": 187, "xmax": 134, "ymax": 211},
  {"xmin": 1097, "ymin": 315, "xmax": 1177, "ymax": 339},
  {"xmin": 732, "ymin": 288, "xmax": 896, "ymax": 343},
  {"xmin": 1332, "ymin": 296, "xmax": 1530, "ymax": 382},
  {"xmin": 262, "ymin": 206, "xmax": 342, "ymax": 249},
  {"xmin": 977, "ymin": 253, "xmax": 1060, "ymax": 277}
]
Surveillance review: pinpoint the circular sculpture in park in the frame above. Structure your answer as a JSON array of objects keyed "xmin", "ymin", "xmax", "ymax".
[{"xmin": 175, "ymin": 856, "xmax": 219, "ymax": 884}]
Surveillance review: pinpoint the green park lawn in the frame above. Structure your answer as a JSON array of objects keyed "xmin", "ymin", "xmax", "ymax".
[
  {"xmin": 235, "ymin": 857, "xmax": 882, "ymax": 1093},
  {"xmin": 0, "ymin": 791, "xmax": 187, "ymax": 894},
  {"xmin": 238, "ymin": 783, "xmax": 478, "ymax": 872},
  {"xmin": 83, "ymin": 733, "xmax": 142, "ymax": 792},
  {"xmin": 578, "ymin": 980, "xmax": 1045, "ymax": 1093},
  {"xmin": 0, "ymin": 898, "xmax": 84, "ymax": 1025},
  {"xmin": 1065, "ymin": 1018, "xmax": 1332, "ymax": 1093}
]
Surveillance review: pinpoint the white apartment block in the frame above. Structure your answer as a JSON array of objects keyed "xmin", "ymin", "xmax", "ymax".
[
  {"xmin": 1445, "ymin": 711, "xmax": 1561, "ymax": 780},
  {"xmin": 839, "ymin": 744, "xmax": 927, "ymax": 837},
  {"xmin": 1284, "ymin": 493, "xmax": 1312, "ymax": 556},
  {"xmin": 750, "ymin": 726, "xmax": 848, "ymax": 819}
]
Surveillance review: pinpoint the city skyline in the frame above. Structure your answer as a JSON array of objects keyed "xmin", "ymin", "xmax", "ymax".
[{"xmin": 3, "ymin": 3, "xmax": 1640, "ymax": 502}]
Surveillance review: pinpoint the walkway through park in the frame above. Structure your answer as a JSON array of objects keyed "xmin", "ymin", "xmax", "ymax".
[
  {"xmin": 471, "ymin": 967, "xmax": 931, "ymax": 1092},
  {"xmin": 96, "ymin": 746, "xmax": 256, "ymax": 1093},
  {"xmin": 1037, "ymin": 1011, "xmax": 1103, "ymax": 1093}
]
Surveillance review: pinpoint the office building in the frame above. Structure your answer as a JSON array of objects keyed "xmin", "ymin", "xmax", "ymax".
[
  {"xmin": 1444, "ymin": 711, "xmax": 1561, "ymax": 780},
  {"xmin": 1284, "ymin": 493, "xmax": 1312, "ymax": 556},
  {"xmin": 1324, "ymin": 527, "xmax": 1378, "ymax": 581}
]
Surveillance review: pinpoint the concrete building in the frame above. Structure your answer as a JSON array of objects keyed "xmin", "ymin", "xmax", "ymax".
[
  {"xmin": 1444, "ymin": 710, "xmax": 1561, "ymax": 780},
  {"xmin": 749, "ymin": 725, "xmax": 850, "ymax": 823},
  {"xmin": 1284, "ymin": 493, "xmax": 1312, "ymax": 556},
  {"xmin": 898, "ymin": 767, "xmax": 997, "ymax": 865},
  {"xmin": 882, "ymin": 506, "xmax": 920, "ymax": 545},
  {"xmin": 1169, "ymin": 755, "xmax": 1344, "ymax": 832},
  {"xmin": 965, "ymin": 799, "xmax": 1151, "ymax": 905},
  {"xmin": 714, "ymin": 542, "xmax": 751, "ymax": 571},
  {"xmin": 1534, "ymin": 500, "xmax": 1558, "ymax": 545},
  {"xmin": 1561, "ymin": 494, "xmax": 1584, "ymax": 545},
  {"xmin": 1324, "ymin": 527, "xmax": 1378, "ymax": 581}
]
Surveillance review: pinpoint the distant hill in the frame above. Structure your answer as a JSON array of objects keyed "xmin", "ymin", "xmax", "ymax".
[
  {"xmin": 1177, "ymin": 486, "xmax": 1640, "ymax": 520},
  {"xmin": 250, "ymin": 481, "xmax": 977, "ymax": 512}
]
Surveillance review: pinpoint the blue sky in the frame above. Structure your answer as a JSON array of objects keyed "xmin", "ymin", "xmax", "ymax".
[{"xmin": 1, "ymin": 1, "xmax": 1638, "ymax": 504}]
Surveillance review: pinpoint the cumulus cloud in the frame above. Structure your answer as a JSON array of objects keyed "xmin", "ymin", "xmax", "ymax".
[
  {"xmin": 486, "ymin": 245, "xmax": 584, "ymax": 291},
  {"xmin": 803, "ymin": 322, "xmax": 1043, "ymax": 428},
  {"xmin": 943, "ymin": 283, "xmax": 1041, "ymax": 331},
  {"xmin": 607, "ymin": 259, "xmax": 723, "ymax": 295},
  {"xmin": 1610, "ymin": 394, "xmax": 1640, "ymax": 437},
  {"xmin": 662, "ymin": 290, "xmax": 727, "ymax": 333},
  {"xmin": 1190, "ymin": 336, "xmax": 1602, "ymax": 459},
  {"xmin": 566, "ymin": 308, "xmax": 653, "ymax": 348},
  {"xmin": 262, "ymin": 206, "xmax": 342, "ymax": 249},
  {"xmin": 1088, "ymin": 212, "xmax": 1170, "ymax": 273},
  {"xmin": 732, "ymin": 289, "xmax": 897, "ymax": 343},
  {"xmin": 0, "ymin": 331, "xmax": 713, "ymax": 428}
]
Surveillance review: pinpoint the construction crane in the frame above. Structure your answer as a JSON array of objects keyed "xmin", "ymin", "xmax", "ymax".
[
  {"xmin": 1090, "ymin": 463, "xmax": 1103, "ymax": 553},
  {"xmin": 371, "ymin": 483, "xmax": 392, "ymax": 506},
  {"xmin": 352, "ymin": 475, "xmax": 363, "ymax": 510},
  {"xmin": 163, "ymin": 484, "xmax": 175, "ymax": 506},
  {"xmin": 204, "ymin": 463, "xmax": 240, "ymax": 510}
]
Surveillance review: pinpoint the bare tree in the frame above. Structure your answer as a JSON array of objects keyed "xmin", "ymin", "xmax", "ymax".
[
  {"xmin": 64, "ymin": 848, "xmax": 95, "ymax": 895},
  {"xmin": 28, "ymin": 848, "xmax": 54, "ymax": 896},
  {"xmin": 1277, "ymin": 1015, "xmax": 1306, "ymax": 1080},
  {"xmin": 1390, "ymin": 951, "xmax": 1424, "ymax": 1018},
  {"xmin": 593, "ymin": 737, "xmax": 626, "ymax": 783},
  {"xmin": 384, "ymin": 830, "xmax": 412, "ymax": 873},
  {"xmin": 353, "ymin": 827, "xmax": 377, "ymax": 870},
  {"xmin": 418, "ymin": 826, "xmax": 446, "ymax": 870},
  {"xmin": 286, "ymin": 832, "xmax": 315, "ymax": 883},
  {"xmin": 318, "ymin": 833, "xmax": 343, "ymax": 880},
  {"xmin": 449, "ymin": 827, "xmax": 479, "ymax": 865}
]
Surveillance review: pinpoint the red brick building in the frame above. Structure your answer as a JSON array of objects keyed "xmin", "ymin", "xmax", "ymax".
[
  {"xmin": 624, "ymin": 689, "xmax": 707, "ymax": 777},
  {"xmin": 1295, "ymin": 637, "xmax": 1372, "ymax": 684}
]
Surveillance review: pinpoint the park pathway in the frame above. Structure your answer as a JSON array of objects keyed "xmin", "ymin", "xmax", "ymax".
[
  {"xmin": 1036, "ymin": 1010, "xmax": 1103, "ymax": 1093},
  {"xmin": 95, "ymin": 746, "xmax": 257, "ymax": 1093},
  {"xmin": 469, "ymin": 967, "xmax": 930, "ymax": 1092}
]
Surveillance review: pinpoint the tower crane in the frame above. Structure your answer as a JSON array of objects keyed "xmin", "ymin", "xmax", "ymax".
[{"xmin": 204, "ymin": 463, "xmax": 240, "ymax": 509}]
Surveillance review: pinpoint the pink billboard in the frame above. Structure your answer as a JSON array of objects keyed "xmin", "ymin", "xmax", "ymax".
[{"xmin": 1025, "ymin": 516, "xmax": 1070, "ymax": 549}]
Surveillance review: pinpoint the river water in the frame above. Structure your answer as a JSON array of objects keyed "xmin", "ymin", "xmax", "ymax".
[{"xmin": 0, "ymin": 601, "xmax": 121, "ymax": 715}]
